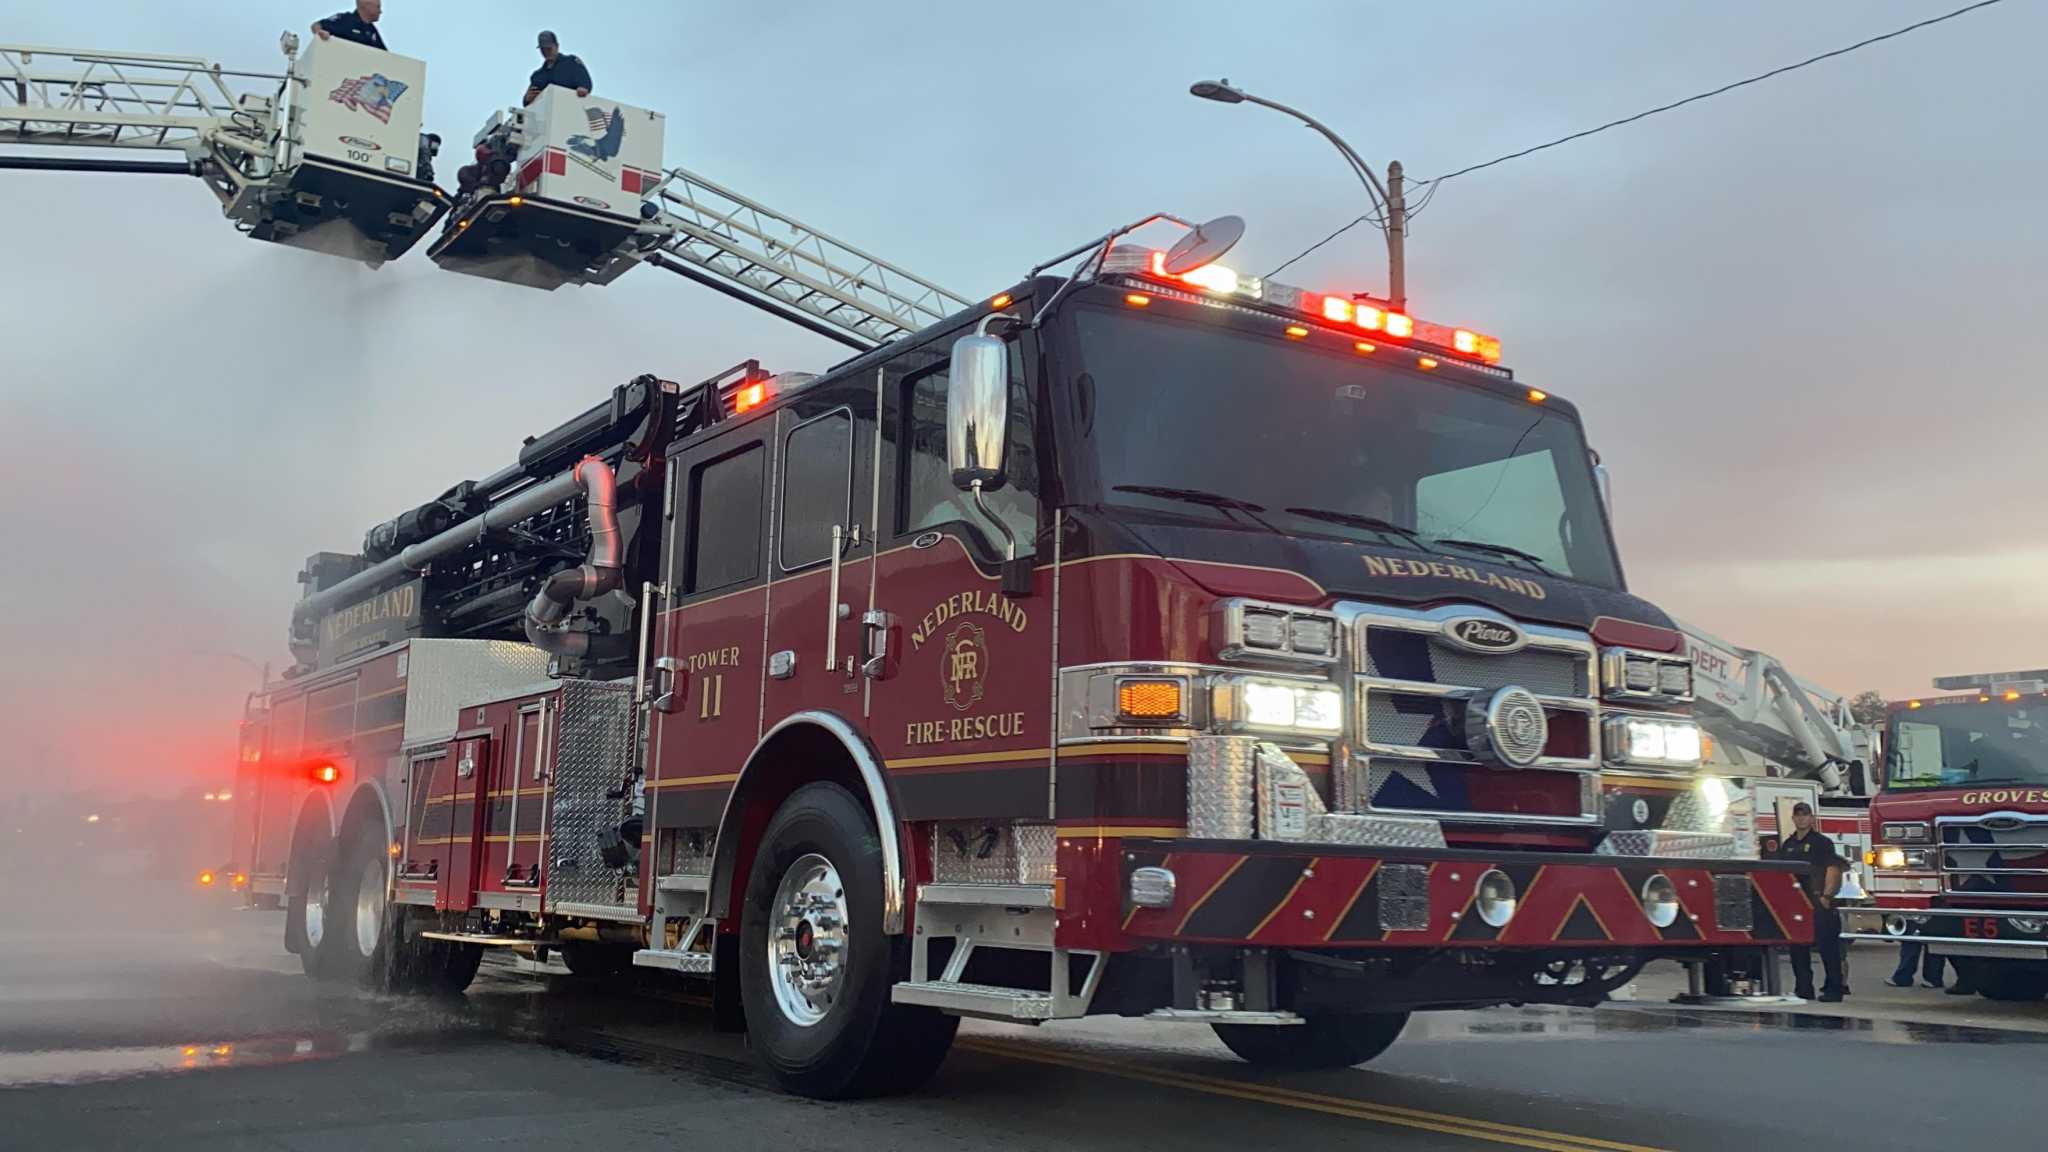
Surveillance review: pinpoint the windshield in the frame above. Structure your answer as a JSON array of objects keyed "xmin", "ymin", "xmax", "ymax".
[
  {"xmin": 1886, "ymin": 701, "xmax": 2048, "ymax": 790},
  {"xmin": 1069, "ymin": 306, "xmax": 1622, "ymax": 588}
]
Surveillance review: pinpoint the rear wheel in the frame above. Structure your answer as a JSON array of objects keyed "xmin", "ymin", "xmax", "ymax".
[
  {"xmin": 738, "ymin": 783, "xmax": 957, "ymax": 1099},
  {"xmin": 287, "ymin": 825, "xmax": 338, "ymax": 980},
  {"xmin": 325, "ymin": 821, "xmax": 395, "ymax": 987},
  {"xmin": 1213, "ymin": 1012, "xmax": 1410, "ymax": 1070}
]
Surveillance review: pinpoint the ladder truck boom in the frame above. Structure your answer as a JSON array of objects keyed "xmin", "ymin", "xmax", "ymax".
[
  {"xmin": 1678, "ymin": 619, "xmax": 1876, "ymax": 796},
  {"xmin": 1, "ymin": 35, "xmax": 448, "ymax": 265}
]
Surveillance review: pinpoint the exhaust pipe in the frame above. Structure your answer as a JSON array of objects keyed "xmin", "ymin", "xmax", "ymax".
[{"xmin": 523, "ymin": 456, "xmax": 622, "ymax": 658}]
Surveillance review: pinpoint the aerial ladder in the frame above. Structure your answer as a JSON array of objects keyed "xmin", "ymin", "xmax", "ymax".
[
  {"xmin": 0, "ymin": 33, "xmax": 447, "ymax": 264},
  {"xmin": 1680, "ymin": 620, "xmax": 1878, "ymax": 798}
]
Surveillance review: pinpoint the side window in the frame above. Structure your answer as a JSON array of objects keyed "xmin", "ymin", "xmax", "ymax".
[
  {"xmin": 897, "ymin": 344, "xmax": 1038, "ymax": 556},
  {"xmin": 780, "ymin": 409, "xmax": 854, "ymax": 570},
  {"xmin": 686, "ymin": 444, "xmax": 764, "ymax": 594}
]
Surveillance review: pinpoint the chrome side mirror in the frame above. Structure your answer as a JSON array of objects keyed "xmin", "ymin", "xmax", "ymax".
[{"xmin": 947, "ymin": 329, "xmax": 1010, "ymax": 493}]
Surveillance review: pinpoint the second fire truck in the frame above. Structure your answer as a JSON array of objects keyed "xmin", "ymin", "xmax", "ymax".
[{"xmin": 1846, "ymin": 670, "xmax": 2048, "ymax": 1001}]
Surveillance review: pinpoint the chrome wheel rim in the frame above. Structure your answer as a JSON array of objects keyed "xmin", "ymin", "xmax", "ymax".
[
  {"xmin": 354, "ymin": 854, "xmax": 386, "ymax": 959},
  {"xmin": 304, "ymin": 886, "xmax": 326, "ymax": 950},
  {"xmin": 767, "ymin": 853, "xmax": 849, "ymax": 1027}
]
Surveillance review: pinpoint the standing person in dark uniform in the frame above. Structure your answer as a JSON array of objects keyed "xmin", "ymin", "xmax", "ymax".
[
  {"xmin": 312, "ymin": 1, "xmax": 387, "ymax": 50},
  {"xmin": 1774, "ymin": 802, "xmax": 1849, "ymax": 1002},
  {"xmin": 523, "ymin": 31, "xmax": 592, "ymax": 106}
]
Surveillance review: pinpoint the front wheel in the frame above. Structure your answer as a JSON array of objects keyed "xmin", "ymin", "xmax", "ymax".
[
  {"xmin": 738, "ymin": 783, "xmax": 957, "ymax": 1099},
  {"xmin": 1213, "ymin": 1011, "xmax": 1410, "ymax": 1070},
  {"xmin": 1975, "ymin": 965, "xmax": 2048, "ymax": 1002}
]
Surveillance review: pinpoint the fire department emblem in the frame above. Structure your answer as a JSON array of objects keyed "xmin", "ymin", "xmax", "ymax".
[
  {"xmin": 328, "ymin": 73, "xmax": 408, "ymax": 123},
  {"xmin": 941, "ymin": 622, "xmax": 987, "ymax": 712}
]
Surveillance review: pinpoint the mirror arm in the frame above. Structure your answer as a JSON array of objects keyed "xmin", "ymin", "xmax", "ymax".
[{"xmin": 971, "ymin": 480, "xmax": 1017, "ymax": 563}]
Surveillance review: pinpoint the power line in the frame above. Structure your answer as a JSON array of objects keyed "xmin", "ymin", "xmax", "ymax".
[
  {"xmin": 1424, "ymin": 0, "xmax": 2003, "ymax": 186},
  {"xmin": 1262, "ymin": 0, "xmax": 2005, "ymax": 280}
]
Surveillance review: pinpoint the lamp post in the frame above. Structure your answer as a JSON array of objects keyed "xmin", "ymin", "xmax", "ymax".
[{"xmin": 1189, "ymin": 78, "xmax": 1407, "ymax": 312}]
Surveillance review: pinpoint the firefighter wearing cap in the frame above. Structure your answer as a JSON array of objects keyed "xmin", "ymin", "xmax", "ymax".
[
  {"xmin": 1773, "ymin": 801, "xmax": 1849, "ymax": 1001},
  {"xmin": 524, "ymin": 31, "xmax": 592, "ymax": 106}
]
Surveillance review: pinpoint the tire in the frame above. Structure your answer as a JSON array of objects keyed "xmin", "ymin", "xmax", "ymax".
[
  {"xmin": 324, "ymin": 821, "xmax": 395, "ymax": 988},
  {"xmin": 1975, "ymin": 966, "xmax": 2048, "ymax": 1002},
  {"xmin": 738, "ymin": 782, "xmax": 958, "ymax": 1099},
  {"xmin": 1213, "ymin": 1011, "xmax": 1410, "ymax": 1070},
  {"xmin": 287, "ymin": 826, "xmax": 339, "ymax": 980}
]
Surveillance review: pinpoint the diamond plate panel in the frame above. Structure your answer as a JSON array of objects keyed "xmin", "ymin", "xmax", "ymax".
[
  {"xmin": 1309, "ymin": 812, "xmax": 1446, "ymax": 850},
  {"xmin": 544, "ymin": 679, "xmax": 638, "ymax": 911},
  {"xmin": 1596, "ymin": 831, "xmax": 1741, "ymax": 859},
  {"xmin": 1187, "ymin": 736, "xmax": 1257, "ymax": 840},
  {"xmin": 1659, "ymin": 787, "xmax": 1724, "ymax": 834},
  {"xmin": 1378, "ymin": 863, "xmax": 1431, "ymax": 932},
  {"xmin": 399, "ymin": 639, "xmax": 552, "ymax": 747},
  {"xmin": 664, "ymin": 827, "xmax": 714, "ymax": 876},
  {"xmin": 1713, "ymin": 875, "xmax": 1755, "ymax": 932},
  {"xmin": 931, "ymin": 821, "xmax": 1055, "ymax": 885}
]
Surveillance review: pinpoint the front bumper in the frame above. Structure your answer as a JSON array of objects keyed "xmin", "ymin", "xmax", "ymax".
[
  {"xmin": 1120, "ymin": 839, "xmax": 1814, "ymax": 948},
  {"xmin": 1843, "ymin": 906, "xmax": 2048, "ymax": 960}
]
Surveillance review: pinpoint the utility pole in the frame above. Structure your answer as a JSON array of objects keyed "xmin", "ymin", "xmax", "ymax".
[{"xmin": 1190, "ymin": 79, "xmax": 1407, "ymax": 312}]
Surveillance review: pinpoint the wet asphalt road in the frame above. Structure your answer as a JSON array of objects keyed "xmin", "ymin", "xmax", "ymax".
[{"xmin": 0, "ymin": 885, "xmax": 2038, "ymax": 1152}]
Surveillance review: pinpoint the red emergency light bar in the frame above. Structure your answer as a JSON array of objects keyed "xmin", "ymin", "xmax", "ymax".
[{"xmin": 1109, "ymin": 245, "xmax": 1504, "ymax": 370}]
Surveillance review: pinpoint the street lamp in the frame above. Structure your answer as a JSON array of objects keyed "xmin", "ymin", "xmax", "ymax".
[{"xmin": 1189, "ymin": 78, "xmax": 1408, "ymax": 312}]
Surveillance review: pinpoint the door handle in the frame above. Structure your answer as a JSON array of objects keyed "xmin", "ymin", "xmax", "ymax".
[
  {"xmin": 861, "ymin": 610, "xmax": 896, "ymax": 680},
  {"xmin": 651, "ymin": 656, "xmax": 686, "ymax": 714}
]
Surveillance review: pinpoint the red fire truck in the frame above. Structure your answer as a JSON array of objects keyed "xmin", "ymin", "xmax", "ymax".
[
  {"xmin": 1844, "ymin": 670, "xmax": 2048, "ymax": 1001},
  {"xmin": 233, "ymin": 210, "xmax": 1814, "ymax": 1098}
]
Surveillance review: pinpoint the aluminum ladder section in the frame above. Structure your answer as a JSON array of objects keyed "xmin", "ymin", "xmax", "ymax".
[
  {"xmin": 648, "ymin": 165, "xmax": 973, "ymax": 348},
  {"xmin": 0, "ymin": 44, "xmax": 269, "ymax": 166}
]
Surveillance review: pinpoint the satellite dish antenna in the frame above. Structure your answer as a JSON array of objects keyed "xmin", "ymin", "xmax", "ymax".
[{"xmin": 1161, "ymin": 215, "xmax": 1244, "ymax": 276}]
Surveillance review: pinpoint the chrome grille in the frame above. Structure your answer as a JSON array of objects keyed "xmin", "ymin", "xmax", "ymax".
[
  {"xmin": 1713, "ymin": 875, "xmax": 1754, "ymax": 932},
  {"xmin": 1361, "ymin": 629, "xmax": 1588, "ymax": 697},
  {"xmin": 1939, "ymin": 815, "xmax": 2048, "ymax": 895},
  {"xmin": 1345, "ymin": 604, "xmax": 1601, "ymax": 826},
  {"xmin": 1378, "ymin": 863, "xmax": 1431, "ymax": 932}
]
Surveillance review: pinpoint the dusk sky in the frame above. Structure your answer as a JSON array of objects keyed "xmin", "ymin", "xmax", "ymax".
[{"xmin": 4, "ymin": 1, "xmax": 2041, "ymax": 795}]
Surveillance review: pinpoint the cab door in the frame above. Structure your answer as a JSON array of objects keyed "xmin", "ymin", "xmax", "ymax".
[
  {"xmin": 761, "ymin": 378, "xmax": 876, "ymax": 732},
  {"xmin": 645, "ymin": 422, "xmax": 772, "ymax": 861},
  {"xmin": 864, "ymin": 334, "xmax": 1051, "ymax": 825}
]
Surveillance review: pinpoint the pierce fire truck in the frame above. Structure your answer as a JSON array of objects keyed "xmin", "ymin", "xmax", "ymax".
[
  {"xmin": 1845, "ymin": 670, "xmax": 2048, "ymax": 1001},
  {"xmin": 8, "ymin": 40, "xmax": 1813, "ymax": 1094}
]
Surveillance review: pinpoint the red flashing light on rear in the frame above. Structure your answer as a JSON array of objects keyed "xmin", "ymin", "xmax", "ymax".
[
  {"xmin": 312, "ymin": 763, "xmax": 340, "ymax": 785},
  {"xmin": 1321, "ymin": 296, "xmax": 1353, "ymax": 324},
  {"xmin": 1384, "ymin": 313, "xmax": 1414, "ymax": 339},
  {"xmin": 733, "ymin": 382, "xmax": 767, "ymax": 414}
]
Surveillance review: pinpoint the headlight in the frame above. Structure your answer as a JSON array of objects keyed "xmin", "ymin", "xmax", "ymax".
[
  {"xmin": 1213, "ymin": 677, "xmax": 1343, "ymax": 735},
  {"xmin": 1600, "ymin": 648, "xmax": 1694, "ymax": 703},
  {"xmin": 1214, "ymin": 600, "xmax": 1341, "ymax": 666},
  {"xmin": 1872, "ymin": 846, "xmax": 1906, "ymax": 870},
  {"xmin": 1866, "ymin": 846, "xmax": 1930, "ymax": 870},
  {"xmin": 1881, "ymin": 821, "xmax": 1932, "ymax": 844},
  {"xmin": 1602, "ymin": 715, "xmax": 1702, "ymax": 767}
]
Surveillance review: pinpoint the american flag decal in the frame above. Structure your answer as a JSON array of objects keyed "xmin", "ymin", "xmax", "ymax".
[{"xmin": 329, "ymin": 73, "xmax": 409, "ymax": 124}]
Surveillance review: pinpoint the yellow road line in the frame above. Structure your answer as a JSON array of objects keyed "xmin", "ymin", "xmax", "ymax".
[{"xmin": 957, "ymin": 1037, "xmax": 1668, "ymax": 1152}]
